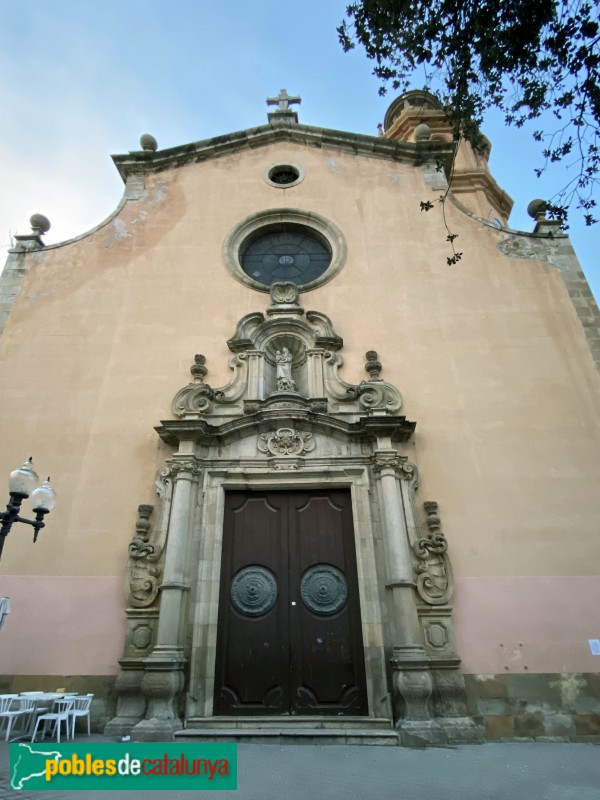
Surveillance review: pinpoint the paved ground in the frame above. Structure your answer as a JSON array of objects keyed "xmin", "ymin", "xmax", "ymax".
[{"xmin": 0, "ymin": 736, "xmax": 598, "ymax": 799}]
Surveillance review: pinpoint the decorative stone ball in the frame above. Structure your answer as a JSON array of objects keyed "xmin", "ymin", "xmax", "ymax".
[
  {"xmin": 139, "ymin": 133, "xmax": 158, "ymax": 152},
  {"xmin": 414, "ymin": 123, "xmax": 432, "ymax": 142},
  {"xmin": 30, "ymin": 213, "xmax": 51, "ymax": 234},
  {"xmin": 527, "ymin": 199, "xmax": 548, "ymax": 219}
]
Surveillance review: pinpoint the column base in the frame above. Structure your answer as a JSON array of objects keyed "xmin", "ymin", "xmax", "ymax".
[
  {"xmin": 397, "ymin": 719, "xmax": 447, "ymax": 747},
  {"xmin": 104, "ymin": 717, "xmax": 144, "ymax": 739},
  {"xmin": 130, "ymin": 716, "xmax": 182, "ymax": 742},
  {"xmin": 103, "ymin": 665, "xmax": 146, "ymax": 739}
]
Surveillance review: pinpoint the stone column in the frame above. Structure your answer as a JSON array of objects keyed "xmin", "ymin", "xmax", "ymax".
[
  {"xmin": 246, "ymin": 350, "xmax": 265, "ymax": 400},
  {"xmin": 132, "ymin": 459, "xmax": 198, "ymax": 741},
  {"xmin": 372, "ymin": 448, "xmax": 445, "ymax": 745},
  {"xmin": 306, "ymin": 349, "xmax": 325, "ymax": 398}
]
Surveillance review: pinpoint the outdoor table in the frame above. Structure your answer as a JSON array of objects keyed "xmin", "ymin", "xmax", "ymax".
[{"xmin": 9, "ymin": 694, "xmax": 66, "ymax": 742}]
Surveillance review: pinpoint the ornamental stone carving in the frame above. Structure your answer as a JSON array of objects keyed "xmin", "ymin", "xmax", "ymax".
[
  {"xmin": 166, "ymin": 288, "xmax": 407, "ymax": 423},
  {"xmin": 391, "ymin": 659, "xmax": 434, "ymax": 722},
  {"xmin": 372, "ymin": 453, "xmax": 416, "ymax": 480},
  {"xmin": 430, "ymin": 668, "xmax": 470, "ymax": 718},
  {"xmin": 135, "ymin": 668, "xmax": 184, "ymax": 739},
  {"xmin": 275, "ymin": 346, "xmax": 297, "ymax": 392},
  {"xmin": 257, "ymin": 428, "xmax": 315, "ymax": 457},
  {"xmin": 413, "ymin": 501, "xmax": 453, "ymax": 605},
  {"xmin": 365, "ymin": 350, "xmax": 383, "ymax": 381},
  {"xmin": 269, "ymin": 281, "xmax": 300, "ymax": 306},
  {"xmin": 128, "ymin": 504, "xmax": 162, "ymax": 608},
  {"xmin": 165, "ymin": 460, "xmax": 202, "ymax": 478},
  {"xmin": 132, "ymin": 624, "xmax": 153, "ymax": 651},
  {"xmin": 325, "ymin": 351, "xmax": 402, "ymax": 413},
  {"xmin": 103, "ymin": 669, "xmax": 146, "ymax": 738},
  {"xmin": 172, "ymin": 353, "xmax": 247, "ymax": 418}
]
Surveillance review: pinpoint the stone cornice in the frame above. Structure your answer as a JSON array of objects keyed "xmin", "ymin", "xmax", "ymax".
[
  {"xmin": 155, "ymin": 412, "xmax": 415, "ymax": 448},
  {"xmin": 112, "ymin": 122, "xmax": 456, "ymax": 183},
  {"xmin": 450, "ymin": 169, "xmax": 514, "ymax": 220}
]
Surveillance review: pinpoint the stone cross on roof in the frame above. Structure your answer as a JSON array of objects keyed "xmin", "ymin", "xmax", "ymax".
[{"xmin": 267, "ymin": 89, "xmax": 301, "ymax": 113}]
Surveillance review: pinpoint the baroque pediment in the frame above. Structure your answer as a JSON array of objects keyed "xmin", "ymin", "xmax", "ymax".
[
  {"xmin": 112, "ymin": 123, "xmax": 454, "ymax": 184},
  {"xmin": 170, "ymin": 282, "xmax": 403, "ymax": 424}
]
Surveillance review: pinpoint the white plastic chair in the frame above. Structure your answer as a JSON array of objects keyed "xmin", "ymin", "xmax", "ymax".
[
  {"xmin": 31, "ymin": 697, "xmax": 74, "ymax": 743},
  {"xmin": 10, "ymin": 697, "xmax": 40, "ymax": 740},
  {"xmin": 0, "ymin": 695, "xmax": 22, "ymax": 741},
  {"xmin": 69, "ymin": 694, "xmax": 93, "ymax": 738}
]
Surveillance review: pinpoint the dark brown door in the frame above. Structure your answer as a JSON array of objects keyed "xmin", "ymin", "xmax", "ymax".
[{"xmin": 214, "ymin": 489, "xmax": 368, "ymax": 715}]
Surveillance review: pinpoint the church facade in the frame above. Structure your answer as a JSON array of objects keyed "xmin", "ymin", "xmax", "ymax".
[{"xmin": 1, "ymin": 91, "xmax": 599, "ymax": 744}]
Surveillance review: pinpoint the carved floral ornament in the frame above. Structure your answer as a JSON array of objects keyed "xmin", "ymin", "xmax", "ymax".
[
  {"xmin": 258, "ymin": 427, "xmax": 315, "ymax": 457},
  {"xmin": 166, "ymin": 460, "xmax": 202, "ymax": 478}
]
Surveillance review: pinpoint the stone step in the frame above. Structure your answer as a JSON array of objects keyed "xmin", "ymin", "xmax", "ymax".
[
  {"xmin": 174, "ymin": 728, "xmax": 399, "ymax": 746},
  {"xmin": 184, "ymin": 716, "xmax": 393, "ymax": 731}
]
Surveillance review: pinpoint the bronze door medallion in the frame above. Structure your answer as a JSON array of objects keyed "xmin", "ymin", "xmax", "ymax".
[
  {"xmin": 230, "ymin": 566, "xmax": 277, "ymax": 617},
  {"xmin": 300, "ymin": 565, "xmax": 347, "ymax": 615}
]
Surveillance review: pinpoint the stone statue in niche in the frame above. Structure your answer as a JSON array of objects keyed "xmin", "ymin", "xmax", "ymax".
[{"xmin": 275, "ymin": 347, "xmax": 296, "ymax": 391}]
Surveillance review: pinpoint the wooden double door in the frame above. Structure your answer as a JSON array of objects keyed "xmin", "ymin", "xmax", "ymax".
[{"xmin": 214, "ymin": 489, "xmax": 368, "ymax": 715}]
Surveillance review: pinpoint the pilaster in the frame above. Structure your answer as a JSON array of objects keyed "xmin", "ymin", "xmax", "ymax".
[
  {"xmin": 132, "ymin": 458, "xmax": 200, "ymax": 741},
  {"xmin": 371, "ymin": 447, "xmax": 444, "ymax": 744}
]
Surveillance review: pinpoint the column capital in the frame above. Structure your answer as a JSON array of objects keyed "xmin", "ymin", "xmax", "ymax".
[
  {"xmin": 165, "ymin": 458, "xmax": 202, "ymax": 480},
  {"xmin": 371, "ymin": 452, "xmax": 416, "ymax": 480}
]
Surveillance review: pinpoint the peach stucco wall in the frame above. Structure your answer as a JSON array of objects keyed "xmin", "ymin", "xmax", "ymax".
[{"xmin": 0, "ymin": 140, "xmax": 599, "ymax": 676}]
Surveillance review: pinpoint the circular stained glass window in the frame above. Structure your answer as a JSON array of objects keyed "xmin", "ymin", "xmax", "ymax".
[{"xmin": 240, "ymin": 224, "xmax": 332, "ymax": 286}]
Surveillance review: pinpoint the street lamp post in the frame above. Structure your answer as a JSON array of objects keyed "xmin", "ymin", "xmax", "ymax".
[{"xmin": 0, "ymin": 458, "xmax": 57, "ymax": 562}]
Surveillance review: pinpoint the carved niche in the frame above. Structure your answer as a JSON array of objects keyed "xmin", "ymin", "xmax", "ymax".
[{"xmin": 169, "ymin": 282, "xmax": 403, "ymax": 422}]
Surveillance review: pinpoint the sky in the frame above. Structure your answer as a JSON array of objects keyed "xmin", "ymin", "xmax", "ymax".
[{"xmin": 1, "ymin": 0, "xmax": 598, "ymax": 300}]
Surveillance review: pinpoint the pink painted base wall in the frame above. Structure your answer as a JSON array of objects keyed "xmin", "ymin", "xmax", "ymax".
[
  {"xmin": 2, "ymin": 575, "xmax": 599, "ymax": 677},
  {"xmin": 0, "ymin": 576, "xmax": 125, "ymax": 675},
  {"xmin": 454, "ymin": 576, "xmax": 600, "ymax": 674}
]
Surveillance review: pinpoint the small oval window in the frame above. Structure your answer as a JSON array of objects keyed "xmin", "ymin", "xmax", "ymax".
[{"xmin": 264, "ymin": 163, "xmax": 304, "ymax": 188}]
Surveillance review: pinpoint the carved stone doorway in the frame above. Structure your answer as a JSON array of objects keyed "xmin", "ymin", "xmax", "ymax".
[
  {"xmin": 107, "ymin": 282, "xmax": 480, "ymax": 744},
  {"xmin": 213, "ymin": 489, "xmax": 368, "ymax": 715}
]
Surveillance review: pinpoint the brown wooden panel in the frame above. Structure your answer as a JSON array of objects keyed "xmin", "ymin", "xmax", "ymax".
[
  {"xmin": 288, "ymin": 490, "xmax": 368, "ymax": 715},
  {"xmin": 213, "ymin": 489, "xmax": 368, "ymax": 716},
  {"xmin": 214, "ymin": 492, "xmax": 289, "ymax": 714}
]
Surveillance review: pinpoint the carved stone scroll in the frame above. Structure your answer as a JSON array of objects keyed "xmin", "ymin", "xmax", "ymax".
[
  {"xmin": 128, "ymin": 504, "xmax": 162, "ymax": 608},
  {"xmin": 324, "ymin": 351, "xmax": 402, "ymax": 413},
  {"xmin": 413, "ymin": 501, "xmax": 453, "ymax": 605},
  {"xmin": 172, "ymin": 353, "xmax": 247, "ymax": 417}
]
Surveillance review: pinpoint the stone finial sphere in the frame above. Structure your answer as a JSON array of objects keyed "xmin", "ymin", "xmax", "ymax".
[
  {"xmin": 527, "ymin": 199, "xmax": 548, "ymax": 219},
  {"xmin": 30, "ymin": 214, "xmax": 51, "ymax": 234},
  {"xmin": 139, "ymin": 134, "xmax": 158, "ymax": 152},
  {"xmin": 414, "ymin": 122, "xmax": 432, "ymax": 142}
]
